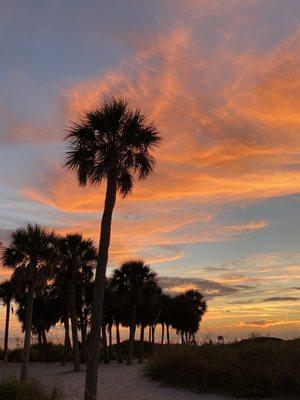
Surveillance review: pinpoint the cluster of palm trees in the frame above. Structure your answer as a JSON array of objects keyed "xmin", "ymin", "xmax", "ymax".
[
  {"xmin": 0, "ymin": 97, "xmax": 207, "ymax": 400},
  {"xmin": 1, "ymin": 242, "xmax": 207, "ymax": 372}
]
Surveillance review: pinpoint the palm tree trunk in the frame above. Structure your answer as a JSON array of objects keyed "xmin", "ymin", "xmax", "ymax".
[
  {"xmin": 166, "ymin": 324, "xmax": 170, "ymax": 344},
  {"xmin": 84, "ymin": 174, "xmax": 117, "ymax": 400},
  {"xmin": 20, "ymin": 279, "xmax": 35, "ymax": 381},
  {"xmin": 108, "ymin": 323, "xmax": 112, "ymax": 359},
  {"xmin": 63, "ymin": 314, "xmax": 71, "ymax": 365},
  {"xmin": 127, "ymin": 304, "xmax": 137, "ymax": 365},
  {"xmin": 38, "ymin": 330, "xmax": 43, "ymax": 360},
  {"xmin": 181, "ymin": 331, "xmax": 185, "ymax": 344},
  {"xmin": 41, "ymin": 329, "xmax": 48, "ymax": 362},
  {"xmin": 161, "ymin": 323, "xmax": 164, "ymax": 345},
  {"xmin": 138, "ymin": 325, "xmax": 145, "ymax": 364},
  {"xmin": 151, "ymin": 325, "xmax": 156, "ymax": 344},
  {"xmin": 81, "ymin": 323, "xmax": 87, "ymax": 363},
  {"xmin": 116, "ymin": 323, "xmax": 122, "ymax": 363},
  {"xmin": 3, "ymin": 299, "xmax": 11, "ymax": 364},
  {"xmin": 69, "ymin": 283, "xmax": 80, "ymax": 371},
  {"xmin": 102, "ymin": 324, "xmax": 109, "ymax": 364}
]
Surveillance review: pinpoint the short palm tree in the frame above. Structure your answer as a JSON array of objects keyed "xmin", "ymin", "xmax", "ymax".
[
  {"xmin": 0, "ymin": 279, "xmax": 15, "ymax": 364},
  {"xmin": 16, "ymin": 284, "xmax": 61, "ymax": 362},
  {"xmin": 159, "ymin": 293, "xmax": 173, "ymax": 344},
  {"xmin": 111, "ymin": 259, "xmax": 158, "ymax": 365},
  {"xmin": 136, "ymin": 283, "xmax": 161, "ymax": 363},
  {"xmin": 2, "ymin": 224, "xmax": 58, "ymax": 380},
  {"xmin": 172, "ymin": 290, "xmax": 207, "ymax": 344},
  {"xmin": 64, "ymin": 97, "xmax": 160, "ymax": 400},
  {"xmin": 58, "ymin": 233, "xmax": 96, "ymax": 371}
]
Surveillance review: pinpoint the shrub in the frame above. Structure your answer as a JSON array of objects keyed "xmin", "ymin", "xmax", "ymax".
[
  {"xmin": 0, "ymin": 343, "xmax": 67, "ymax": 363},
  {"xmin": 0, "ymin": 379, "xmax": 62, "ymax": 400},
  {"xmin": 147, "ymin": 340, "xmax": 300, "ymax": 398}
]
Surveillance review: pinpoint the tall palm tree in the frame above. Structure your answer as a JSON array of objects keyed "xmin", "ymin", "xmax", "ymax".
[
  {"xmin": 2, "ymin": 224, "xmax": 58, "ymax": 380},
  {"xmin": 58, "ymin": 233, "xmax": 96, "ymax": 371},
  {"xmin": 111, "ymin": 259, "xmax": 159, "ymax": 365},
  {"xmin": 64, "ymin": 96, "xmax": 160, "ymax": 400},
  {"xmin": 0, "ymin": 279, "xmax": 15, "ymax": 364}
]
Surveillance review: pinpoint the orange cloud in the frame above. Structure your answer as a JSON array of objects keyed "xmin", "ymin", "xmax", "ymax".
[{"xmin": 234, "ymin": 319, "xmax": 300, "ymax": 329}]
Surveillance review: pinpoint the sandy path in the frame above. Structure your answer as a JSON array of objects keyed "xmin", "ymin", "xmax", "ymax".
[{"xmin": 0, "ymin": 362, "xmax": 233, "ymax": 400}]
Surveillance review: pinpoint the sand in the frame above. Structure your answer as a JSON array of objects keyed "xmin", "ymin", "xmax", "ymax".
[{"xmin": 0, "ymin": 362, "xmax": 235, "ymax": 400}]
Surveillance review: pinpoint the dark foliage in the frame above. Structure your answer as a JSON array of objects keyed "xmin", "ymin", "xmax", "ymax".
[
  {"xmin": 147, "ymin": 340, "xmax": 300, "ymax": 398},
  {"xmin": 0, "ymin": 379, "xmax": 62, "ymax": 400}
]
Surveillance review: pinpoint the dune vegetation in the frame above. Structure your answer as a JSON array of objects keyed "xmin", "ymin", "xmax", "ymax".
[
  {"xmin": 147, "ymin": 338, "xmax": 300, "ymax": 398},
  {"xmin": 0, "ymin": 379, "xmax": 62, "ymax": 400}
]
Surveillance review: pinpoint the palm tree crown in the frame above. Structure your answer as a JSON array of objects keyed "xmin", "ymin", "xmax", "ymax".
[
  {"xmin": 3, "ymin": 224, "xmax": 58, "ymax": 285},
  {"xmin": 112, "ymin": 259, "xmax": 158, "ymax": 299},
  {"xmin": 58, "ymin": 233, "xmax": 96, "ymax": 275},
  {"xmin": 0, "ymin": 280, "xmax": 14, "ymax": 305},
  {"xmin": 64, "ymin": 96, "xmax": 161, "ymax": 196}
]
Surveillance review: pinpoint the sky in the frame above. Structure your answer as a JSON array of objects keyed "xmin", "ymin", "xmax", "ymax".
[{"xmin": 0, "ymin": 0, "xmax": 300, "ymax": 341}]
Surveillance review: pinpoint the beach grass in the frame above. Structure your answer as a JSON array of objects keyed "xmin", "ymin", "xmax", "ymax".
[
  {"xmin": 146, "ymin": 339, "xmax": 300, "ymax": 398},
  {"xmin": 0, "ymin": 378, "xmax": 62, "ymax": 400}
]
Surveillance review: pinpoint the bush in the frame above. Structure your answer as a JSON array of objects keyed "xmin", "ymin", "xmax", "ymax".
[
  {"xmin": 147, "ymin": 340, "xmax": 300, "ymax": 398},
  {"xmin": 0, "ymin": 343, "xmax": 67, "ymax": 363},
  {"xmin": 102, "ymin": 340, "xmax": 156, "ymax": 361},
  {"xmin": 0, "ymin": 379, "xmax": 62, "ymax": 400}
]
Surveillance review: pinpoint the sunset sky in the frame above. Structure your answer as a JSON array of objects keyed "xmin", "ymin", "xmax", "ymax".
[{"xmin": 0, "ymin": 0, "xmax": 300, "ymax": 341}]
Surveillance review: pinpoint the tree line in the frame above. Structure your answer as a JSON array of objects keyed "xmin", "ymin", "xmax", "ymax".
[{"xmin": 0, "ymin": 229, "xmax": 207, "ymax": 370}]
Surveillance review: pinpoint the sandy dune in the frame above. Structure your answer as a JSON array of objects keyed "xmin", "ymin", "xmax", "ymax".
[{"xmin": 0, "ymin": 362, "xmax": 233, "ymax": 400}]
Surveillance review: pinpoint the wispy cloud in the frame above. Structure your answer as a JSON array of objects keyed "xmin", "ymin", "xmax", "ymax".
[
  {"xmin": 159, "ymin": 276, "xmax": 237, "ymax": 297},
  {"xmin": 263, "ymin": 297, "xmax": 299, "ymax": 302}
]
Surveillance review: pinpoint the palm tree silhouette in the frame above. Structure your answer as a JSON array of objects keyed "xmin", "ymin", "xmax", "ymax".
[
  {"xmin": 0, "ymin": 279, "xmax": 15, "ymax": 364},
  {"xmin": 50, "ymin": 274, "xmax": 72, "ymax": 365},
  {"xmin": 58, "ymin": 233, "xmax": 96, "ymax": 371},
  {"xmin": 159, "ymin": 293, "xmax": 173, "ymax": 344},
  {"xmin": 2, "ymin": 224, "xmax": 58, "ymax": 380},
  {"xmin": 111, "ymin": 259, "xmax": 158, "ymax": 365},
  {"xmin": 78, "ymin": 279, "xmax": 94, "ymax": 363},
  {"xmin": 16, "ymin": 284, "xmax": 61, "ymax": 362},
  {"xmin": 172, "ymin": 290, "xmax": 207, "ymax": 344},
  {"xmin": 64, "ymin": 97, "xmax": 160, "ymax": 399},
  {"xmin": 136, "ymin": 284, "xmax": 161, "ymax": 363}
]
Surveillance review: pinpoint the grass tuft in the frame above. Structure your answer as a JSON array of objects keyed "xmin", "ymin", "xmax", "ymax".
[{"xmin": 0, "ymin": 379, "xmax": 62, "ymax": 400}]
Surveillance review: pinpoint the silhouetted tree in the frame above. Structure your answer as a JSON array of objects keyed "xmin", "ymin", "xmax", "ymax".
[
  {"xmin": 58, "ymin": 233, "xmax": 96, "ymax": 371},
  {"xmin": 137, "ymin": 284, "xmax": 161, "ymax": 363},
  {"xmin": 159, "ymin": 293, "xmax": 173, "ymax": 344},
  {"xmin": 2, "ymin": 224, "xmax": 58, "ymax": 380},
  {"xmin": 65, "ymin": 96, "xmax": 161, "ymax": 400},
  {"xmin": 172, "ymin": 290, "xmax": 207, "ymax": 344},
  {"xmin": 50, "ymin": 268, "xmax": 72, "ymax": 365},
  {"xmin": 78, "ymin": 280, "xmax": 94, "ymax": 363},
  {"xmin": 112, "ymin": 259, "xmax": 159, "ymax": 365},
  {"xmin": 0, "ymin": 279, "xmax": 15, "ymax": 364},
  {"xmin": 16, "ymin": 285, "xmax": 61, "ymax": 361}
]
